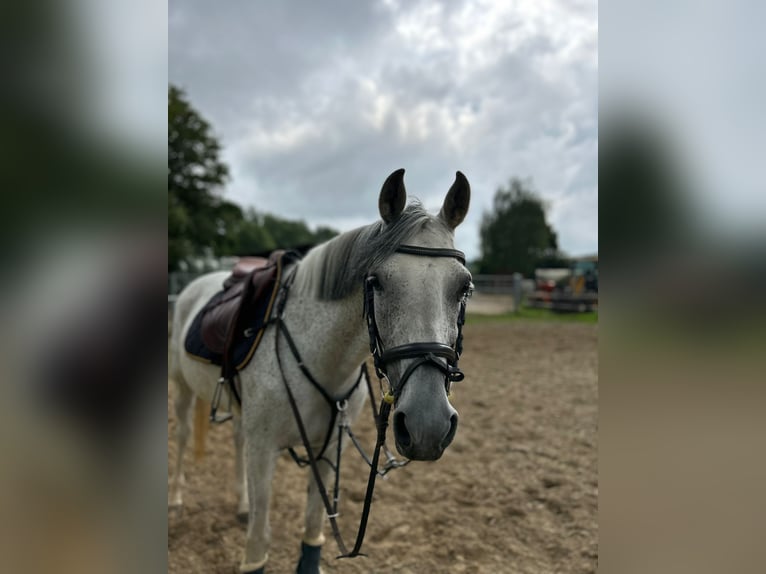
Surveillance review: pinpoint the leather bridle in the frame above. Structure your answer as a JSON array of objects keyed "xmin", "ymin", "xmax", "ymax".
[
  {"xmin": 271, "ymin": 242, "xmax": 470, "ymax": 559},
  {"xmin": 364, "ymin": 244, "xmax": 468, "ymax": 404}
]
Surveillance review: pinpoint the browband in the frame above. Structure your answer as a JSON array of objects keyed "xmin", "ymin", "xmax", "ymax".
[{"xmin": 395, "ymin": 245, "xmax": 466, "ymax": 266}]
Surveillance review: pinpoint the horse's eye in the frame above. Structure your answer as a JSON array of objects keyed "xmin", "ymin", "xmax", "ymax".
[
  {"xmin": 460, "ymin": 281, "xmax": 474, "ymax": 300},
  {"xmin": 368, "ymin": 275, "xmax": 383, "ymax": 292}
]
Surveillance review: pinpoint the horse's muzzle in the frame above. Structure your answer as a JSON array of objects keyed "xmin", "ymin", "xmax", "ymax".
[{"xmin": 393, "ymin": 410, "xmax": 459, "ymax": 460}]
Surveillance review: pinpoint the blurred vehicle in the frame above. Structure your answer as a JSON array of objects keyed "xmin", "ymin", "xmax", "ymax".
[
  {"xmin": 534, "ymin": 268, "xmax": 571, "ymax": 293},
  {"xmin": 527, "ymin": 255, "xmax": 598, "ymax": 312}
]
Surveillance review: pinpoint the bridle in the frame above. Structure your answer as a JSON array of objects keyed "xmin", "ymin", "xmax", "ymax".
[
  {"xmin": 364, "ymin": 244, "xmax": 468, "ymax": 404},
  {"xmin": 271, "ymin": 243, "xmax": 469, "ymax": 559}
]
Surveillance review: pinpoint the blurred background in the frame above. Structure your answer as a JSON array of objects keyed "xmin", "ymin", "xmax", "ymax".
[
  {"xmin": 600, "ymin": 2, "xmax": 766, "ymax": 573},
  {"xmin": 0, "ymin": 1, "xmax": 166, "ymax": 573},
  {"xmin": 0, "ymin": 0, "xmax": 764, "ymax": 572}
]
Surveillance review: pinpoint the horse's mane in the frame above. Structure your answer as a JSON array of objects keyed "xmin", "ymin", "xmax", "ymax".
[{"xmin": 298, "ymin": 202, "xmax": 449, "ymax": 301}]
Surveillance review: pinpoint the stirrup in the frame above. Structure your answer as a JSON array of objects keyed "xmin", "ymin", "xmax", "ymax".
[
  {"xmin": 210, "ymin": 409, "xmax": 233, "ymax": 424},
  {"xmin": 210, "ymin": 377, "xmax": 234, "ymax": 424}
]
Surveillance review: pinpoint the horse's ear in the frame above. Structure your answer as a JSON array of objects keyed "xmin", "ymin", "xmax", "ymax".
[
  {"xmin": 440, "ymin": 171, "xmax": 471, "ymax": 229},
  {"xmin": 379, "ymin": 168, "xmax": 407, "ymax": 224}
]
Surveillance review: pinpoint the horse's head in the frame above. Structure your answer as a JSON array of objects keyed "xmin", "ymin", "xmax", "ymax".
[{"xmin": 368, "ymin": 169, "xmax": 472, "ymax": 461}]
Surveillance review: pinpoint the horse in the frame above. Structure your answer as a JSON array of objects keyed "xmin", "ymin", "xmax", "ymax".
[{"xmin": 168, "ymin": 168, "xmax": 472, "ymax": 573}]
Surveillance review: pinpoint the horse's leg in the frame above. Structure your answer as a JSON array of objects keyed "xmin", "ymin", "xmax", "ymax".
[
  {"xmin": 241, "ymin": 446, "xmax": 279, "ymax": 574},
  {"xmin": 233, "ymin": 414, "xmax": 249, "ymax": 523},
  {"xmin": 296, "ymin": 453, "xmax": 337, "ymax": 574},
  {"xmin": 169, "ymin": 378, "xmax": 194, "ymax": 508}
]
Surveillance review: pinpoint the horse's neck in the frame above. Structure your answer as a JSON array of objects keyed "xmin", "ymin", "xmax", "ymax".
[{"xmin": 281, "ymin": 276, "xmax": 368, "ymax": 395}]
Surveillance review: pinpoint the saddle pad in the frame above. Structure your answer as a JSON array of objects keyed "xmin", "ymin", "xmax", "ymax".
[{"xmin": 183, "ymin": 251, "xmax": 289, "ymax": 373}]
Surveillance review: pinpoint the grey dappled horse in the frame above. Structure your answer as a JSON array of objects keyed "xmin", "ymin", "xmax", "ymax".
[{"xmin": 169, "ymin": 169, "xmax": 471, "ymax": 573}]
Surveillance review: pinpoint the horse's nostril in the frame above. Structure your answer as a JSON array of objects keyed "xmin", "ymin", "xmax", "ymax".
[
  {"xmin": 441, "ymin": 413, "xmax": 459, "ymax": 449},
  {"xmin": 393, "ymin": 412, "xmax": 411, "ymax": 447}
]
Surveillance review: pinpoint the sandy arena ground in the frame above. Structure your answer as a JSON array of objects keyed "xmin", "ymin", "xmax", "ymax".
[{"xmin": 168, "ymin": 321, "xmax": 598, "ymax": 573}]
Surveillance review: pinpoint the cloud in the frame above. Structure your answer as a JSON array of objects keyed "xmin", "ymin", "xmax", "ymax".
[{"xmin": 170, "ymin": 0, "xmax": 598, "ymax": 260}]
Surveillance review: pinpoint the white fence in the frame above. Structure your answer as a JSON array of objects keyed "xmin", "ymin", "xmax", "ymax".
[{"xmin": 472, "ymin": 275, "xmax": 535, "ymax": 295}]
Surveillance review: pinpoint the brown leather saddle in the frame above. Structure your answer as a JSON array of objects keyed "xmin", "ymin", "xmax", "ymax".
[
  {"xmin": 201, "ymin": 253, "xmax": 279, "ymax": 355},
  {"xmin": 184, "ymin": 250, "xmax": 297, "ymax": 381}
]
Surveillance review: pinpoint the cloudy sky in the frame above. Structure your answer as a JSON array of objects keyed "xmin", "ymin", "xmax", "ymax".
[{"xmin": 169, "ymin": 0, "xmax": 597, "ymax": 261}]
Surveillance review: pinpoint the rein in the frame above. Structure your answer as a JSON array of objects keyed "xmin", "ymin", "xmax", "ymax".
[{"xmin": 269, "ymin": 243, "xmax": 468, "ymax": 559}]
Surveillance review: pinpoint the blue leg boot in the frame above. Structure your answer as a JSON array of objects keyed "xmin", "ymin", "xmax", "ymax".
[{"xmin": 295, "ymin": 541, "xmax": 322, "ymax": 574}]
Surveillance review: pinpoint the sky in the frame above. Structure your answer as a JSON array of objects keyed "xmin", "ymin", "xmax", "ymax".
[{"xmin": 169, "ymin": 0, "xmax": 598, "ymax": 261}]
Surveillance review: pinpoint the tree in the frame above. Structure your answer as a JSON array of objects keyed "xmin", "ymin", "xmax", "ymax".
[
  {"xmin": 228, "ymin": 209, "xmax": 339, "ymax": 257},
  {"xmin": 478, "ymin": 178, "xmax": 563, "ymax": 276},
  {"xmin": 168, "ymin": 85, "xmax": 342, "ymax": 266},
  {"xmin": 261, "ymin": 214, "xmax": 317, "ymax": 248},
  {"xmin": 312, "ymin": 226, "xmax": 340, "ymax": 244},
  {"xmin": 168, "ymin": 85, "xmax": 230, "ymax": 269},
  {"xmin": 600, "ymin": 115, "xmax": 689, "ymax": 265},
  {"xmin": 210, "ymin": 200, "xmax": 246, "ymax": 256},
  {"xmin": 233, "ymin": 209, "xmax": 277, "ymax": 255}
]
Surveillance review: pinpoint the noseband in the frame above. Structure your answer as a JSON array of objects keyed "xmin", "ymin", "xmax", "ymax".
[{"xmin": 364, "ymin": 244, "xmax": 468, "ymax": 403}]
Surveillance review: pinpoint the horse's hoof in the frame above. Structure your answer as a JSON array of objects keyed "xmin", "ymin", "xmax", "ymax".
[
  {"xmin": 168, "ymin": 492, "xmax": 183, "ymax": 508},
  {"xmin": 241, "ymin": 556, "xmax": 268, "ymax": 574},
  {"xmin": 295, "ymin": 542, "xmax": 322, "ymax": 574},
  {"xmin": 236, "ymin": 511, "xmax": 249, "ymax": 524}
]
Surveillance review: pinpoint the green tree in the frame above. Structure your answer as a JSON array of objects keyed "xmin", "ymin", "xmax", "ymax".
[
  {"xmin": 211, "ymin": 200, "xmax": 246, "ymax": 256},
  {"xmin": 168, "ymin": 85, "xmax": 230, "ymax": 269},
  {"xmin": 226, "ymin": 209, "xmax": 338, "ymax": 256},
  {"xmin": 478, "ymin": 178, "xmax": 563, "ymax": 276},
  {"xmin": 261, "ymin": 214, "xmax": 316, "ymax": 248},
  {"xmin": 233, "ymin": 209, "xmax": 277, "ymax": 255},
  {"xmin": 312, "ymin": 226, "xmax": 339, "ymax": 244},
  {"xmin": 600, "ymin": 116, "xmax": 689, "ymax": 265}
]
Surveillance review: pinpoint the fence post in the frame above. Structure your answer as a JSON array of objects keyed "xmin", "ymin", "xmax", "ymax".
[{"xmin": 512, "ymin": 272, "xmax": 523, "ymax": 314}]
